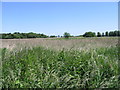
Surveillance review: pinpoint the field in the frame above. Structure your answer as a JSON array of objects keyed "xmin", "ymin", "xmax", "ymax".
[
  {"xmin": 0, "ymin": 37, "xmax": 120, "ymax": 88},
  {"xmin": 1, "ymin": 37, "xmax": 119, "ymax": 51}
]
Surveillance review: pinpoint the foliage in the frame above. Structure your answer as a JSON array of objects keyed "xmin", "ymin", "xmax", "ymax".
[
  {"xmin": 97, "ymin": 32, "xmax": 101, "ymax": 37},
  {"xmin": 50, "ymin": 35, "xmax": 57, "ymax": 38},
  {"xmin": 108, "ymin": 31, "xmax": 120, "ymax": 37},
  {"xmin": 0, "ymin": 30, "xmax": 120, "ymax": 39},
  {"xmin": 102, "ymin": 32, "xmax": 104, "ymax": 37},
  {"xmin": 83, "ymin": 30, "xmax": 120, "ymax": 37},
  {"xmin": 105, "ymin": 31, "xmax": 109, "ymax": 36},
  {"xmin": 0, "ymin": 32, "xmax": 48, "ymax": 39},
  {"xmin": 63, "ymin": 32, "xmax": 71, "ymax": 38},
  {"xmin": 1, "ymin": 46, "xmax": 119, "ymax": 88},
  {"xmin": 83, "ymin": 32, "xmax": 96, "ymax": 37},
  {"xmin": 105, "ymin": 30, "xmax": 120, "ymax": 37}
]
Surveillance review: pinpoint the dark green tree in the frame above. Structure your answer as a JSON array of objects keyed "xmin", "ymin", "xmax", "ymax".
[
  {"xmin": 4, "ymin": 34, "xmax": 14, "ymax": 39},
  {"xmin": 50, "ymin": 35, "xmax": 56, "ymax": 38},
  {"xmin": 83, "ymin": 32, "xmax": 96, "ymax": 37},
  {"xmin": 105, "ymin": 31, "xmax": 109, "ymax": 36},
  {"xmin": 102, "ymin": 32, "xmax": 104, "ymax": 37},
  {"xmin": 109, "ymin": 31, "xmax": 114, "ymax": 36},
  {"xmin": 63, "ymin": 32, "xmax": 71, "ymax": 38},
  {"xmin": 114, "ymin": 31, "xmax": 118, "ymax": 36},
  {"xmin": 97, "ymin": 32, "xmax": 101, "ymax": 37},
  {"xmin": 118, "ymin": 30, "xmax": 120, "ymax": 36}
]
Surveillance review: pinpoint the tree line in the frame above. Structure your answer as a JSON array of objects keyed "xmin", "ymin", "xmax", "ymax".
[
  {"xmin": 0, "ymin": 32, "xmax": 48, "ymax": 39},
  {"xmin": 63, "ymin": 30, "xmax": 120, "ymax": 38},
  {"xmin": 82, "ymin": 30, "xmax": 120, "ymax": 37},
  {"xmin": 0, "ymin": 30, "xmax": 120, "ymax": 39}
]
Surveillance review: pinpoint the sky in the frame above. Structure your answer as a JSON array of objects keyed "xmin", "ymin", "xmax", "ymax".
[{"xmin": 2, "ymin": 2, "xmax": 118, "ymax": 36}]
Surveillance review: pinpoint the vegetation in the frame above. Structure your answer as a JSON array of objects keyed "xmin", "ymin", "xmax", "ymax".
[
  {"xmin": 50, "ymin": 35, "xmax": 57, "ymax": 38},
  {"xmin": 102, "ymin": 33, "xmax": 104, "ymax": 37},
  {"xmin": 97, "ymin": 32, "xmax": 102, "ymax": 37},
  {"xmin": 63, "ymin": 32, "xmax": 71, "ymax": 38},
  {"xmin": 83, "ymin": 32, "xmax": 96, "ymax": 37},
  {"xmin": 0, "ymin": 32, "xmax": 48, "ymax": 39},
  {"xmin": 83, "ymin": 30, "xmax": 120, "ymax": 37},
  {"xmin": 0, "ymin": 30, "xmax": 120, "ymax": 39},
  {"xmin": 105, "ymin": 31, "xmax": 109, "ymax": 36},
  {"xmin": 1, "ymin": 46, "xmax": 119, "ymax": 88}
]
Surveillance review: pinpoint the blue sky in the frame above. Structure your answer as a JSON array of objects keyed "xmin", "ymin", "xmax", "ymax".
[{"xmin": 2, "ymin": 2, "xmax": 118, "ymax": 36}]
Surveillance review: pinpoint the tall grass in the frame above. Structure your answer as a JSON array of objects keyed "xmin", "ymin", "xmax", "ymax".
[{"xmin": 1, "ymin": 46, "xmax": 119, "ymax": 88}]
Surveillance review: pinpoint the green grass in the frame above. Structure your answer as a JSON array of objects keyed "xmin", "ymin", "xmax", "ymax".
[{"xmin": 1, "ymin": 46, "xmax": 119, "ymax": 88}]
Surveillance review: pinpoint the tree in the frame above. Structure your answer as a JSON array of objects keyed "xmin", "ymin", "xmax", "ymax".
[
  {"xmin": 105, "ymin": 31, "xmax": 109, "ymax": 36},
  {"xmin": 102, "ymin": 32, "xmax": 104, "ymax": 37},
  {"xmin": 63, "ymin": 32, "xmax": 71, "ymax": 38},
  {"xmin": 4, "ymin": 34, "xmax": 14, "ymax": 39},
  {"xmin": 40, "ymin": 33, "xmax": 48, "ymax": 38},
  {"xmin": 50, "ymin": 35, "xmax": 56, "ymax": 38},
  {"xmin": 83, "ymin": 32, "xmax": 96, "ymax": 37},
  {"xmin": 109, "ymin": 31, "xmax": 114, "ymax": 36},
  {"xmin": 14, "ymin": 32, "xmax": 20, "ymax": 34},
  {"xmin": 114, "ymin": 31, "xmax": 119, "ymax": 36},
  {"xmin": 118, "ymin": 31, "xmax": 120, "ymax": 36},
  {"xmin": 0, "ymin": 34, "xmax": 2, "ymax": 39},
  {"xmin": 13, "ymin": 34, "xmax": 21, "ymax": 39},
  {"xmin": 57, "ymin": 35, "xmax": 60, "ymax": 38},
  {"xmin": 1, "ymin": 32, "xmax": 49, "ymax": 39},
  {"xmin": 97, "ymin": 32, "xmax": 101, "ymax": 37},
  {"xmin": 27, "ymin": 32, "xmax": 37, "ymax": 38}
]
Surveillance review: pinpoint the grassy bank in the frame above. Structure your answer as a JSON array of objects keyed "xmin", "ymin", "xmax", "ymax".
[{"xmin": 1, "ymin": 46, "xmax": 119, "ymax": 88}]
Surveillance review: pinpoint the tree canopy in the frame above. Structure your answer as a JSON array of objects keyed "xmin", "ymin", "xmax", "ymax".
[
  {"xmin": 63, "ymin": 32, "xmax": 71, "ymax": 38},
  {"xmin": 83, "ymin": 32, "xmax": 96, "ymax": 37}
]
